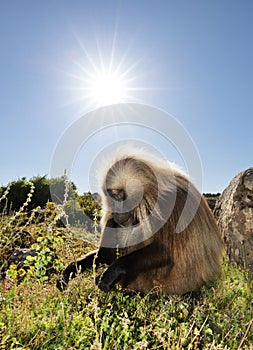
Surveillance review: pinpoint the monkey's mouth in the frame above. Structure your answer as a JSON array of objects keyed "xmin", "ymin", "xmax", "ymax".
[{"xmin": 113, "ymin": 212, "xmax": 139, "ymax": 227}]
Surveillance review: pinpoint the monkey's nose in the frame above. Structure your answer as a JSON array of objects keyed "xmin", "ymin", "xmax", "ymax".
[{"xmin": 107, "ymin": 188, "xmax": 126, "ymax": 201}]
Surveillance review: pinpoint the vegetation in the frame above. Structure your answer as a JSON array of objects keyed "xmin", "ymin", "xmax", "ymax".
[
  {"xmin": 203, "ymin": 193, "xmax": 221, "ymax": 198},
  {"xmin": 0, "ymin": 176, "xmax": 101, "ymax": 229},
  {"xmin": 0, "ymin": 176, "xmax": 78, "ymax": 213},
  {"xmin": 0, "ymin": 179, "xmax": 252, "ymax": 349},
  {"xmin": 203, "ymin": 193, "xmax": 221, "ymax": 211}
]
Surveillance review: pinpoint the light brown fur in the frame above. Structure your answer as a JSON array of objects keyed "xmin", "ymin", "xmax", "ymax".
[{"xmin": 100, "ymin": 150, "xmax": 224, "ymax": 295}]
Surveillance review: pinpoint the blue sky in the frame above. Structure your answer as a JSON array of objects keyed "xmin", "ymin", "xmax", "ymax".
[{"xmin": 0, "ymin": 0, "xmax": 252, "ymax": 194}]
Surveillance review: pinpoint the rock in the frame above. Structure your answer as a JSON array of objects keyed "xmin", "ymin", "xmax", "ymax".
[
  {"xmin": 214, "ymin": 168, "xmax": 253, "ymax": 274},
  {"xmin": 8, "ymin": 247, "xmax": 57, "ymax": 279},
  {"xmin": 10, "ymin": 248, "xmax": 37, "ymax": 267}
]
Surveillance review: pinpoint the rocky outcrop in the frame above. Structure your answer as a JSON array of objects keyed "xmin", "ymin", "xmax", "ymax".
[{"xmin": 214, "ymin": 168, "xmax": 253, "ymax": 274}]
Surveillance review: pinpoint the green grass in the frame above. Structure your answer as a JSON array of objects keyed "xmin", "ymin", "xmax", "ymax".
[{"xmin": 0, "ymin": 213, "xmax": 252, "ymax": 349}]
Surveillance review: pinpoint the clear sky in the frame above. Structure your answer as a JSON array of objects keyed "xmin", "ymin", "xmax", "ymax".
[{"xmin": 1, "ymin": 0, "xmax": 252, "ymax": 194}]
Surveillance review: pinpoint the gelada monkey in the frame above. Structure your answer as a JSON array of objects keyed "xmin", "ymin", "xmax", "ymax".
[{"xmin": 57, "ymin": 149, "xmax": 223, "ymax": 295}]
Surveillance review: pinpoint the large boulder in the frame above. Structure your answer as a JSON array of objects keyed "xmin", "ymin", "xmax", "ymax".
[{"xmin": 214, "ymin": 168, "xmax": 253, "ymax": 274}]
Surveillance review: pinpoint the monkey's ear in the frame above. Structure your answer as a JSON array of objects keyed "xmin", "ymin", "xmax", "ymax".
[{"xmin": 107, "ymin": 188, "xmax": 126, "ymax": 201}]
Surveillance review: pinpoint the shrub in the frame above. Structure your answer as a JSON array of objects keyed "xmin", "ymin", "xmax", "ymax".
[{"xmin": 0, "ymin": 176, "xmax": 78, "ymax": 213}]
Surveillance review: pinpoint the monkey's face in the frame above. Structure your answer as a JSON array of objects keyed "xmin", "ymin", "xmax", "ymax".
[
  {"xmin": 106, "ymin": 188, "xmax": 135, "ymax": 227},
  {"xmin": 103, "ymin": 157, "xmax": 158, "ymax": 228}
]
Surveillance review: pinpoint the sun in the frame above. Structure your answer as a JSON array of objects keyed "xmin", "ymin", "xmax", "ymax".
[
  {"xmin": 67, "ymin": 40, "xmax": 146, "ymax": 109},
  {"xmin": 88, "ymin": 69, "xmax": 129, "ymax": 106},
  {"xmin": 77, "ymin": 59, "xmax": 141, "ymax": 108}
]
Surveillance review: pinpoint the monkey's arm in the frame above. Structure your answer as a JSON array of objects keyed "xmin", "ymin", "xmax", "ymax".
[
  {"xmin": 97, "ymin": 243, "xmax": 171, "ymax": 292},
  {"xmin": 56, "ymin": 247, "xmax": 116, "ymax": 291}
]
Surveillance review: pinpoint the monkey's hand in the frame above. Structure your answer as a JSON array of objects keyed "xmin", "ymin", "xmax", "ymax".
[
  {"xmin": 97, "ymin": 263, "xmax": 126, "ymax": 292},
  {"xmin": 56, "ymin": 250, "xmax": 98, "ymax": 291},
  {"xmin": 56, "ymin": 261, "xmax": 77, "ymax": 291}
]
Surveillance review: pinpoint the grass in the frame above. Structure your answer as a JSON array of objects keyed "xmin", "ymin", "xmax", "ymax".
[
  {"xmin": 0, "ymin": 203, "xmax": 252, "ymax": 349},
  {"xmin": 0, "ymin": 263, "xmax": 252, "ymax": 350}
]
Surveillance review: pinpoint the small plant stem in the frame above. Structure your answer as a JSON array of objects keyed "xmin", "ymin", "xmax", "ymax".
[
  {"xmin": 1, "ymin": 181, "xmax": 35, "ymax": 233},
  {"xmin": 189, "ymin": 316, "xmax": 209, "ymax": 347},
  {"xmin": 237, "ymin": 317, "xmax": 253, "ymax": 350}
]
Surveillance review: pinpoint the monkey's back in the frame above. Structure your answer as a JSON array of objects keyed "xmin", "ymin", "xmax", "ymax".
[{"xmin": 120, "ymin": 193, "xmax": 223, "ymax": 295}]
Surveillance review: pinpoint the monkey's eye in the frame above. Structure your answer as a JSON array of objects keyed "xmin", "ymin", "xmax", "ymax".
[{"xmin": 107, "ymin": 189, "xmax": 126, "ymax": 201}]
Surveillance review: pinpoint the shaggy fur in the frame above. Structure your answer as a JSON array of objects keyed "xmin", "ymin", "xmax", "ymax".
[{"xmin": 57, "ymin": 149, "xmax": 223, "ymax": 295}]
